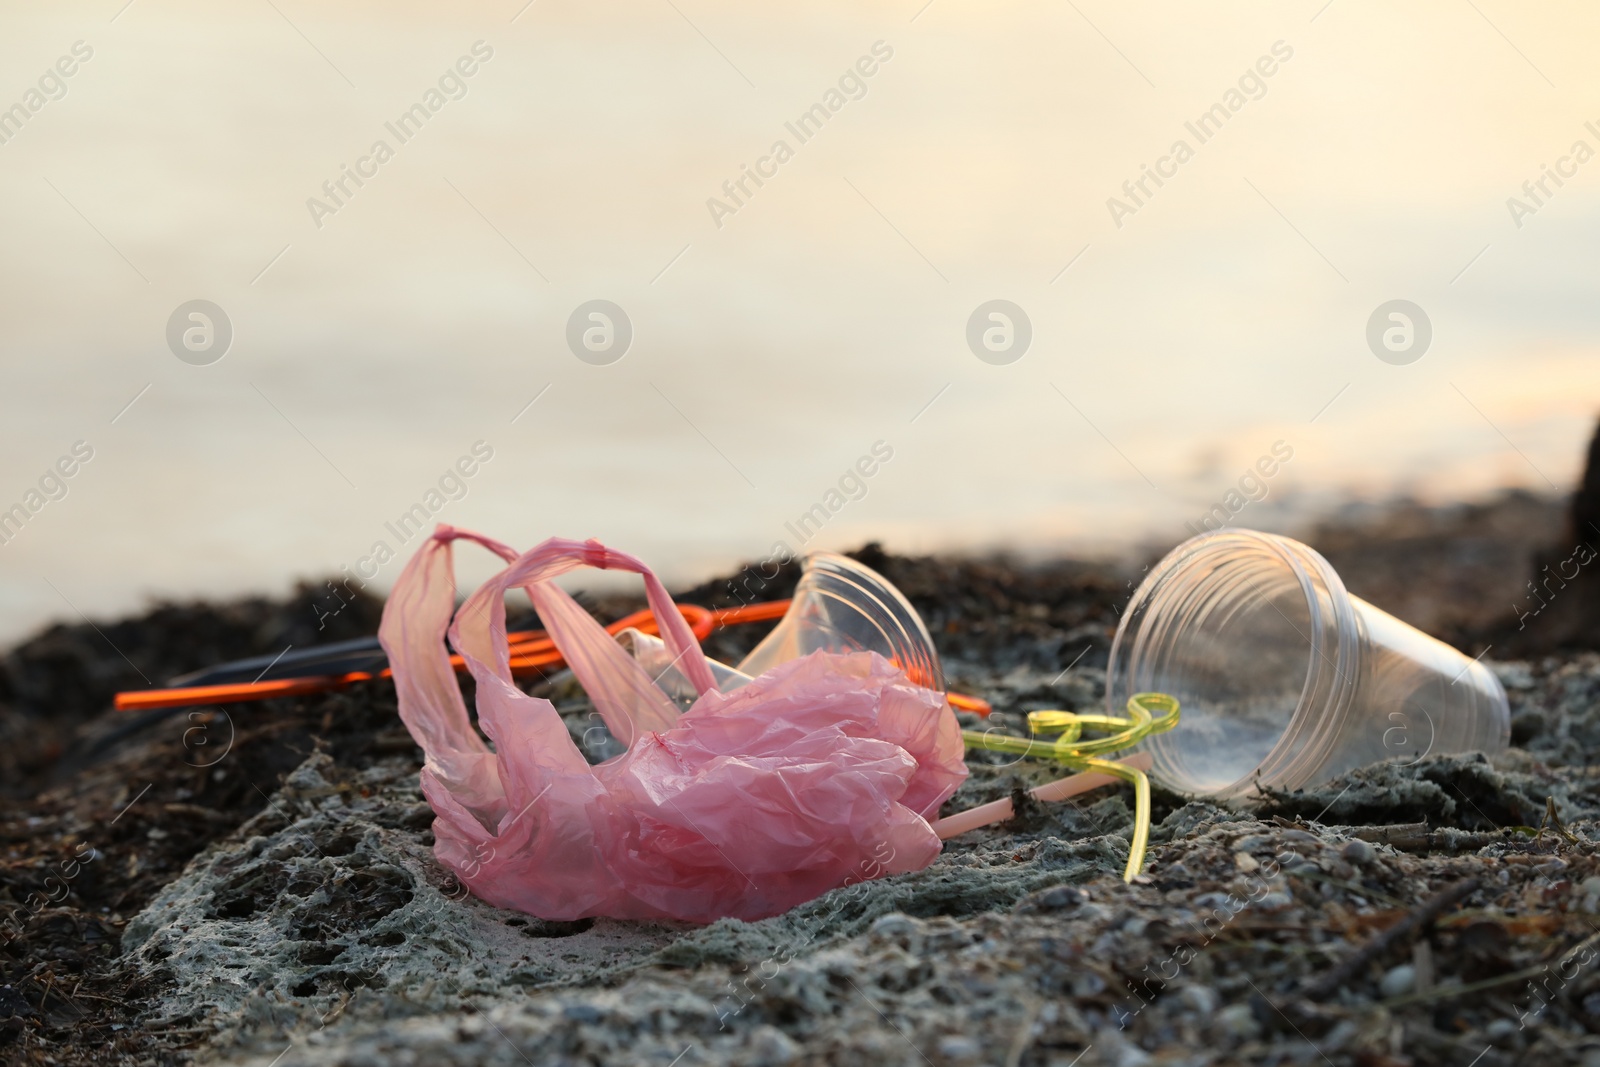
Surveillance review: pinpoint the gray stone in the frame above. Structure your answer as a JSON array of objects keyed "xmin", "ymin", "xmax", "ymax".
[
  {"xmin": 1340, "ymin": 838, "xmax": 1376, "ymax": 866},
  {"xmin": 1216, "ymin": 1002, "xmax": 1261, "ymax": 1040},
  {"xmin": 1379, "ymin": 964, "xmax": 1416, "ymax": 998},
  {"xmin": 1177, "ymin": 985, "xmax": 1219, "ymax": 1015},
  {"xmin": 868, "ymin": 913, "xmax": 918, "ymax": 940}
]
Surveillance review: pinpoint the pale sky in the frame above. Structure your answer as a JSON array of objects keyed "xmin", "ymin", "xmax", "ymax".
[{"xmin": 1, "ymin": 0, "xmax": 1597, "ymax": 642}]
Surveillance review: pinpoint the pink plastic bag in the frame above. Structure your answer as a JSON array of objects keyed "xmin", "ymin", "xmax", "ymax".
[{"xmin": 379, "ymin": 526, "xmax": 968, "ymax": 923}]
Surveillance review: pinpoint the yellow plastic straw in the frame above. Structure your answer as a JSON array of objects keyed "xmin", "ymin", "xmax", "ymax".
[{"xmin": 959, "ymin": 693, "xmax": 1179, "ymax": 882}]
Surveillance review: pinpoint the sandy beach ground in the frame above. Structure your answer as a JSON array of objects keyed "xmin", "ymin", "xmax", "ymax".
[{"xmin": 5, "ymin": 490, "xmax": 1600, "ymax": 1067}]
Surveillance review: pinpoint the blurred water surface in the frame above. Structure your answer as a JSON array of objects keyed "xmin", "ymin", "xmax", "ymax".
[{"xmin": 1, "ymin": 0, "xmax": 1596, "ymax": 642}]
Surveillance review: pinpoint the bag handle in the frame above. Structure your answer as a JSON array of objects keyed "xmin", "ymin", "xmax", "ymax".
[
  {"xmin": 378, "ymin": 526, "xmax": 521, "ymax": 811},
  {"xmin": 446, "ymin": 532, "xmax": 717, "ymax": 745}
]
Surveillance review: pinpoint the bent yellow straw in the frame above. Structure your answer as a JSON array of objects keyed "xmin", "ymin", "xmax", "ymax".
[{"xmin": 958, "ymin": 692, "xmax": 1179, "ymax": 883}]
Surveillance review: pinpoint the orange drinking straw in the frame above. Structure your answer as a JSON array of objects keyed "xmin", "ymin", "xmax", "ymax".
[
  {"xmin": 115, "ymin": 603, "xmax": 716, "ymax": 712},
  {"xmin": 112, "ymin": 597, "xmax": 995, "ymax": 717}
]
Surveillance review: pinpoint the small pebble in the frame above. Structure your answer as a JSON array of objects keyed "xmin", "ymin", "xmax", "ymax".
[
  {"xmin": 870, "ymin": 914, "xmax": 917, "ymax": 940},
  {"xmin": 1340, "ymin": 839, "xmax": 1375, "ymax": 866},
  {"xmin": 1112, "ymin": 1041, "xmax": 1152, "ymax": 1067},
  {"xmin": 1379, "ymin": 964, "xmax": 1415, "ymax": 998},
  {"xmin": 1321, "ymin": 1020, "xmax": 1360, "ymax": 1051},
  {"xmin": 1071, "ymin": 972, "xmax": 1106, "ymax": 997},
  {"xmin": 1234, "ymin": 851, "xmax": 1260, "ymax": 873},
  {"xmin": 1256, "ymin": 889, "xmax": 1294, "ymax": 910},
  {"xmin": 1485, "ymin": 1018, "xmax": 1518, "ymax": 1042},
  {"xmin": 749, "ymin": 1026, "xmax": 800, "ymax": 1066},
  {"xmin": 1097, "ymin": 1031, "xmax": 1152, "ymax": 1067},
  {"xmin": 1179, "ymin": 985, "xmax": 1220, "ymax": 1014},
  {"xmin": 1021, "ymin": 885, "xmax": 1086, "ymax": 911},
  {"xmin": 936, "ymin": 1036, "xmax": 981, "ymax": 1062},
  {"xmin": 1217, "ymin": 1002, "xmax": 1261, "ymax": 1039}
]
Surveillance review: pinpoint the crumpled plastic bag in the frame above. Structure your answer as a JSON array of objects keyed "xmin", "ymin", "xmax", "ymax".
[{"xmin": 379, "ymin": 526, "xmax": 968, "ymax": 922}]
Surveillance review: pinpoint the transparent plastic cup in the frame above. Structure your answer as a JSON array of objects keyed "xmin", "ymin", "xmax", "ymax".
[
  {"xmin": 736, "ymin": 553, "xmax": 945, "ymax": 692},
  {"xmin": 1108, "ymin": 529, "xmax": 1509, "ymax": 799},
  {"xmin": 614, "ymin": 628, "xmax": 752, "ymax": 710},
  {"xmin": 615, "ymin": 552, "xmax": 946, "ymax": 704}
]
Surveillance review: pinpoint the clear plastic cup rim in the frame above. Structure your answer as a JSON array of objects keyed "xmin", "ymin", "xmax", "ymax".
[{"xmin": 1110, "ymin": 529, "xmax": 1363, "ymax": 798}]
